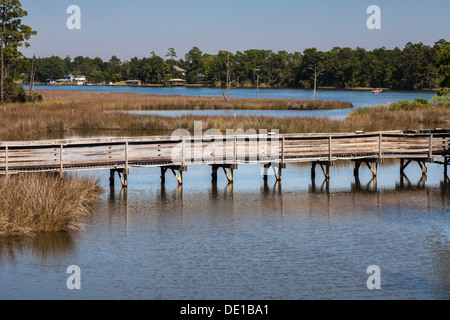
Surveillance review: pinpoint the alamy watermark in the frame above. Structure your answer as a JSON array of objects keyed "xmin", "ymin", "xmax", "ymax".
[
  {"xmin": 66, "ymin": 5, "xmax": 81, "ymax": 30},
  {"xmin": 367, "ymin": 5, "xmax": 381, "ymax": 30},
  {"xmin": 66, "ymin": 265, "xmax": 81, "ymax": 290},
  {"xmin": 366, "ymin": 265, "xmax": 381, "ymax": 289},
  {"xmin": 169, "ymin": 121, "xmax": 281, "ymax": 166},
  {"xmin": 65, "ymin": 5, "xmax": 380, "ymax": 31}
]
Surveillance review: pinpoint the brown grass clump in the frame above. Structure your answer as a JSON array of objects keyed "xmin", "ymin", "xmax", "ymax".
[{"xmin": 0, "ymin": 174, "xmax": 103, "ymax": 237}]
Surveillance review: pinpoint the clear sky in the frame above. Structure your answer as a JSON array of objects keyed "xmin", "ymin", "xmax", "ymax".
[{"xmin": 19, "ymin": 0, "xmax": 450, "ymax": 61}]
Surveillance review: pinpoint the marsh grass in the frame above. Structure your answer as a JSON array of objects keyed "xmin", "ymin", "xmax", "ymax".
[
  {"xmin": 0, "ymin": 174, "xmax": 103, "ymax": 237},
  {"xmin": 0, "ymin": 90, "xmax": 448, "ymax": 141},
  {"xmin": 38, "ymin": 90, "xmax": 354, "ymax": 111}
]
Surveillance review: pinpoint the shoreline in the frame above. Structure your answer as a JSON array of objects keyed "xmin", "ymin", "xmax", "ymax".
[{"xmin": 30, "ymin": 83, "xmax": 442, "ymax": 92}]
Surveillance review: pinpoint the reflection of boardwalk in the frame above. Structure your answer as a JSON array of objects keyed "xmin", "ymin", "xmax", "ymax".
[{"xmin": 1, "ymin": 129, "xmax": 449, "ymax": 187}]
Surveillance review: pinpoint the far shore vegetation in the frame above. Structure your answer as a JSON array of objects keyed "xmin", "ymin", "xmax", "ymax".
[{"xmin": 16, "ymin": 40, "xmax": 450, "ymax": 91}]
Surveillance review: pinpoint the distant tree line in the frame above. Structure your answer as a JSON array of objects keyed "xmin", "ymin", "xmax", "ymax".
[{"xmin": 18, "ymin": 40, "xmax": 450, "ymax": 90}]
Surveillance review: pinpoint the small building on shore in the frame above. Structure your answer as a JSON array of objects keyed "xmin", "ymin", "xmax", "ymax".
[
  {"xmin": 126, "ymin": 80, "xmax": 142, "ymax": 86},
  {"xmin": 167, "ymin": 78, "xmax": 186, "ymax": 87},
  {"xmin": 196, "ymin": 73, "xmax": 210, "ymax": 83}
]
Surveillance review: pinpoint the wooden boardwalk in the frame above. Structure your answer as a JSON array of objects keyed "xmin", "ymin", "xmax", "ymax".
[{"xmin": 1, "ymin": 129, "xmax": 449, "ymax": 187}]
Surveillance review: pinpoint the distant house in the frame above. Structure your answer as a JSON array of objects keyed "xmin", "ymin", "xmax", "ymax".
[
  {"xmin": 74, "ymin": 75, "xmax": 86, "ymax": 85},
  {"xmin": 173, "ymin": 66, "xmax": 186, "ymax": 78},
  {"xmin": 56, "ymin": 78, "xmax": 69, "ymax": 84},
  {"xmin": 167, "ymin": 78, "xmax": 186, "ymax": 87},
  {"xmin": 63, "ymin": 74, "xmax": 87, "ymax": 85},
  {"xmin": 126, "ymin": 80, "xmax": 142, "ymax": 86},
  {"xmin": 197, "ymin": 73, "xmax": 210, "ymax": 83},
  {"xmin": 63, "ymin": 75, "xmax": 74, "ymax": 83}
]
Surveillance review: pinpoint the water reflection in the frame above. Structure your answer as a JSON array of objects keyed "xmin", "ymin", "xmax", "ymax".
[
  {"xmin": 0, "ymin": 232, "xmax": 76, "ymax": 263},
  {"xmin": 1, "ymin": 163, "xmax": 449, "ymax": 299}
]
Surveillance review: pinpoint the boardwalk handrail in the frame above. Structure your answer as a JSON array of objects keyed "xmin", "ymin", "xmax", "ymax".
[{"xmin": 1, "ymin": 130, "xmax": 449, "ymax": 175}]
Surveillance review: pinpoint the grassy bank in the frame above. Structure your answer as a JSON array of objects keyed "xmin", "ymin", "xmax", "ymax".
[
  {"xmin": 0, "ymin": 91, "xmax": 448, "ymax": 141},
  {"xmin": 37, "ymin": 90, "xmax": 353, "ymax": 111},
  {"xmin": 0, "ymin": 174, "xmax": 102, "ymax": 237}
]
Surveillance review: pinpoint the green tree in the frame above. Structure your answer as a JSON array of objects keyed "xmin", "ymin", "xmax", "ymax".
[
  {"xmin": 0, "ymin": 0, "xmax": 36, "ymax": 103},
  {"xmin": 437, "ymin": 43, "xmax": 450, "ymax": 88},
  {"xmin": 36, "ymin": 56, "xmax": 69, "ymax": 81},
  {"xmin": 184, "ymin": 47, "xmax": 204, "ymax": 83}
]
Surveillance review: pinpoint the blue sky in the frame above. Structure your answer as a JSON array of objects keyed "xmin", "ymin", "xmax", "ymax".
[{"xmin": 19, "ymin": 0, "xmax": 450, "ymax": 61}]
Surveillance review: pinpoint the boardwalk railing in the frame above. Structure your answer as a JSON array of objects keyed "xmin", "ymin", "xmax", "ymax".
[{"xmin": 1, "ymin": 130, "xmax": 449, "ymax": 179}]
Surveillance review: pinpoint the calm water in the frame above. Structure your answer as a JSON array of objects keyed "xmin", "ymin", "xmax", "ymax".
[
  {"xmin": 1, "ymin": 160, "xmax": 449, "ymax": 300},
  {"xmin": 32, "ymin": 85, "xmax": 437, "ymax": 119},
  {"xmin": 2, "ymin": 86, "xmax": 448, "ymax": 300}
]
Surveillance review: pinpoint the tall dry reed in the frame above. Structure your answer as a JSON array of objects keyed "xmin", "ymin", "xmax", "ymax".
[{"xmin": 0, "ymin": 174, "xmax": 103, "ymax": 237}]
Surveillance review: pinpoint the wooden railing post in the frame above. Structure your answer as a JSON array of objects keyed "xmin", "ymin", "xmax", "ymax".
[
  {"xmin": 234, "ymin": 137, "xmax": 237, "ymax": 165},
  {"xmin": 429, "ymin": 134, "xmax": 433, "ymax": 159},
  {"xmin": 182, "ymin": 138, "xmax": 185, "ymax": 166},
  {"xmin": 328, "ymin": 136, "xmax": 332, "ymax": 162},
  {"xmin": 281, "ymin": 137, "xmax": 285, "ymax": 165},
  {"xmin": 5, "ymin": 146, "xmax": 8, "ymax": 176},
  {"xmin": 125, "ymin": 141, "xmax": 129, "ymax": 169},
  {"xmin": 379, "ymin": 133, "xmax": 383, "ymax": 159},
  {"xmin": 60, "ymin": 145, "xmax": 64, "ymax": 177}
]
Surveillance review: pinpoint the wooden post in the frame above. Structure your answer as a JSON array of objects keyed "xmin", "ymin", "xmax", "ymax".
[
  {"xmin": 354, "ymin": 161, "xmax": 361, "ymax": 177},
  {"xmin": 117, "ymin": 170, "xmax": 128, "ymax": 188},
  {"xmin": 125, "ymin": 141, "xmax": 129, "ymax": 170},
  {"xmin": 365, "ymin": 161, "xmax": 377, "ymax": 177},
  {"xmin": 227, "ymin": 168, "xmax": 233, "ymax": 183},
  {"xmin": 326, "ymin": 163, "xmax": 330, "ymax": 180},
  {"xmin": 311, "ymin": 162, "xmax": 316, "ymax": 179},
  {"xmin": 182, "ymin": 138, "xmax": 185, "ymax": 166},
  {"xmin": 5, "ymin": 146, "xmax": 8, "ymax": 176},
  {"xmin": 428, "ymin": 134, "xmax": 433, "ymax": 159},
  {"xmin": 160, "ymin": 167, "xmax": 167, "ymax": 184},
  {"xmin": 418, "ymin": 161, "xmax": 427, "ymax": 175},
  {"xmin": 400, "ymin": 159, "xmax": 412, "ymax": 175},
  {"xmin": 171, "ymin": 168, "xmax": 183, "ymax": 185},
  {"xmin": 379, "ymin": 133, "xmax": 383, "ymax": 159},
  {"xmin": 211, "ymin": 165, "xmax": 218, "ymax": 182},
  {"xmin": 109, "ymin": 169, "xmax": 115, "ymax": 186},
  {"xmin": 273, "ymin": 165, "xmax": 282, "ymax": 181},
  {"xmin": 328, "ymin": 136, "xmax": 332, "ymax": 162},
  {"xmin": 123, "ymin": 171, "xmax": 128, "ymax": 187},
  {"xmin": 60, "ymin": 145, "xmax": 64, "ymax": 177},
  {"xmin": 445, "ymin": 157, "xmax": 448, "ymax": 176},
  {"xmin": 281, "ymin": 137, "xmax": 285, "ymax": 166},
  {"xmin": 234, "ymin": 137, "xmax": 237, "ymax": 165},
  {"xmin": 327, "ymin": 136, "xmax": 332, "ymax": 179}
]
